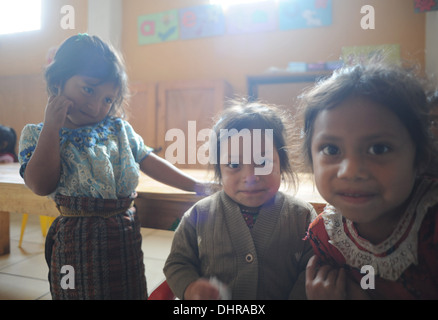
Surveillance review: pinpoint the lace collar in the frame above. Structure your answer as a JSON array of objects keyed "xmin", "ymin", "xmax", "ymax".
[{"xmin": 322, "ymin": 178, "xmax": 438, "ymax": 281}]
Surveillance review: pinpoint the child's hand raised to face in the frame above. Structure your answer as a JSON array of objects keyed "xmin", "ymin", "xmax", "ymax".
[{"xmin": 44, "ymin": 94, "xmax": 73, "ymax": 130}]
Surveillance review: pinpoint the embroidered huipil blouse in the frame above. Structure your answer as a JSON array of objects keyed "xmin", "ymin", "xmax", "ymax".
[
  {"xmin": 18, "ymin": 116, "xmax": 152, "ymax": 199},
  {"xmin": 307, "ymin": 177, "xmax": 438, "ymax": 299}
]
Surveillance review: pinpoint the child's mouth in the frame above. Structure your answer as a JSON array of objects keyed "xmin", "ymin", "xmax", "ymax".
[
  {"xmin": 337, "ymin": 192, "xmax": 376, "ymax": 204},
  {"xmin": 241, "ymin": 189, "xmax": 265, "ymax": 195}
]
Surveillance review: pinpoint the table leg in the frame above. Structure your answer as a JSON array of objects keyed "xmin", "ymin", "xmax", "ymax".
[{"xmin": 0, "ymin": 211, "xmax": 10, "ymax": 255}]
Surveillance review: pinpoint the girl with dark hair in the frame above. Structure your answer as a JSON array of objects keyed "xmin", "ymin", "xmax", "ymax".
[
  {"xmin": 164, "ymin": 100, "xmax": 316, "ymax": 300},
  {"xmin": 18, "ymin": 34, "xmax": 214, "ymax": 300},
  {"xmin": 301, "ymin": 63, "xmax": 438, "ymax": 299}
]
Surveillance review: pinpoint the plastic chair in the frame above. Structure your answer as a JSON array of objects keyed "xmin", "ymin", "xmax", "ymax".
[
  {"xmin": 18, "ymin": 214, "xmax": 56, "ymax": 247},
  {"xmin": 148, "ymin": 280, "xmax": 176, "ymax": 300}
]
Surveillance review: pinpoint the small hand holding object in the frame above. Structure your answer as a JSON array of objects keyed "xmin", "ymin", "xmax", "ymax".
[
  {"xmin": 305, "ymin": 255, "xmax": 347, "ymax": 300},
  {"xmin": 184, "ymin": 278, "xmax": 221, "ymax": 300}
]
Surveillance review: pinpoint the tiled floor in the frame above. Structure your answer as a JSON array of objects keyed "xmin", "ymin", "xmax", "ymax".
[{"xmin": 0, "ymin": 213, "xmax": 175, "ymax": 300}]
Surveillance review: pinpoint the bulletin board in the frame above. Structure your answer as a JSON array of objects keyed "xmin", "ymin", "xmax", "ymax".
[
  {"xmin": 179, "ymin": 5, "xmax": 225, "ymax": 40},
  {"xmin": 138, "ymin": 10, "xmax": 179, "ymax": 45},
  {"xmin": 414, "ymin": 0, "xmax": 438, "ymax": 12},
  {"xmin": 137, "ymin": 0, "xmax": 333, "ymax": 45}
]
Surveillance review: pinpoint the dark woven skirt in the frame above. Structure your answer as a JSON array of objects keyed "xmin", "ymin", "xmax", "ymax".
[{"xmin": 45, "ymin": 194, "xmax": 147, "ymax": 300}]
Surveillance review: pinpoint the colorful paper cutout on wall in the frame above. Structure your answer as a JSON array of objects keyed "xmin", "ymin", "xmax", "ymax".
[
  {"xmin": 225, "ymin": 1, "xmax": 277, "ymax": 34},
  {"xmin": 414, "ymin": 0, "xmax": 438, "ymax": 12},
  {"xmin": 279, "ymin": 0, "xmax": 332, "ymax": 30},
  {"xmin": 137, "ymin": 0, "xmax": 334, "ymax": 45},
  {"xmin": 138, "ymin": 10, "xmax": 179, "ymax": 45},
  {"xmin": 341, "ymin": 44, "xmax": 401, "ymax": 66},
  {"xmin": 179, "ymin": 5, "xmax": 225, "ymax": 40}
]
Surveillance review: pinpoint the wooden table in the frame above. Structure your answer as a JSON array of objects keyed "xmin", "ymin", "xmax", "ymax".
[{"xmin": 0, "ymin": 163, "xmax": 325, "ymax": 255}]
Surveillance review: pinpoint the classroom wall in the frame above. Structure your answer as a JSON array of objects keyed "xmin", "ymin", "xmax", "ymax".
[
  {"xmin": 88, "ymin": 0, "xmax": 122, "ymax": 50},
  {"xmin": 0, "ymin": 0, "xmax": 428, "ymax": 157},
  {"xmin": 122, "ymin": 0, "xmax": 426, "ymax": 95},
  {"xmin": 426, "ymin": 11, "xmax": 438, "ymax": 83},
  {"xmin": 0, "ymin": 0, "xmax": 88, "ymax": 156},
  {"xmin": 0, "ymin": 0, "xmax": 427, "ymax": 90},
  {"xmin": 0, "ymin": 0, "xmax": 88, "ymax": 76}
]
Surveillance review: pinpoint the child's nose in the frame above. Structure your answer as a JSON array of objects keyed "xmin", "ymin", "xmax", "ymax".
[
  {"xmin": 337, "ymin": 156, "xmax": 369, "ymax": 180},
  {"xmin": 243, "ymin": 165, "xmax": 261, "ymax": 184},
  {"xmin": 84, "ymin": 97, "xmax": 101, "ymax": 116}
]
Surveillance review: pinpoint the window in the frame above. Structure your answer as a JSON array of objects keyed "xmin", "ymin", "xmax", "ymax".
[{"xmin": 0, "ymin": 0, "xmax": 41, "ymax": 35}]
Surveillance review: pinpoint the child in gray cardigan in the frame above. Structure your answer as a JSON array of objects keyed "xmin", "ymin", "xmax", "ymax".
[{"xmin": 164, "ymin": 100, "xmax": 317, "ymax": 299}]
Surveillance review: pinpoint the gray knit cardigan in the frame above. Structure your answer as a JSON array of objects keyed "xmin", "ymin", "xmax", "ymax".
[{"xmin": 164, "ymin": 190, "xmax": 317, "ymax": 300}]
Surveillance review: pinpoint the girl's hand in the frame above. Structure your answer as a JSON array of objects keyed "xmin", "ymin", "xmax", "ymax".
[
  {"xmin": 305, "ymin": 255, "xmax": 347, "ymax": 300},
  {"xmin": 184, "ymin": 279, "xmax": 220, "ymax": 300},
  {"xmin": 22, "ymin": 94, "xmax": 68, "ymax": 195},
  {"xmin": 44, "ymin": 94, "xmax": 73, "ymax": 130}
]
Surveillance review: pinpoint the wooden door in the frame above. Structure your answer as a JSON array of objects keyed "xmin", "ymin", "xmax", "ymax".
[
  {"xmin": 128, "ymin": 83, "xmax": 157, "ymax": 149},
  {"xmin": 156, "ymin": 80, "xmax": 233, "ymax": 169}
]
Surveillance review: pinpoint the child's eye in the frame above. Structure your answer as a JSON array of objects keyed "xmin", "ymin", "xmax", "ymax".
[
  {"xmin": 255, "ymin": 160, "xmax": 265, "ymax": 167},
  {"xmin": 254, "ymin": 159, "xmax": 272, "ymax": 167},
  {"xmin": 368, "ymin": 144, "xmax": 390, "ymax": 155},
  {"xmin": 227, "ymin": 163, "xmax": 240, "ymax": 169},
  {"xmin": 321, "ymin": 145, "xmax": 340, "ymax": 156},
  {"xmin": 82, "ymin": 87, "xmax": 93, "ymax": 95},
  {"xmin": 105, "ymin": 97, "xmax": 113, "ymax": 105}
]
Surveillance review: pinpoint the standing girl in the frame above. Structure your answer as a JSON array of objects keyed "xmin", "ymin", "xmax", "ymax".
[
  {"xmin": 164, "ymin": 100, "xmax": 317, "ymax": 300},
  {"xmin": 19, "ymin": 34, "xmax": 213, "ymax": 299},
  {"xmin": 301, "ymin": 63, "xmax": 438, "ymax": 299}
]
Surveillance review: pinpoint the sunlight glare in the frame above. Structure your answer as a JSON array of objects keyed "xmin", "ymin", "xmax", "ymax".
[
  {"xmin": 0, "ymin": 0, "xmax": 41, "ymax": 35},
  {"xmin": 210, "ymin": 0, "xmax": 276, "ymax": 10}
]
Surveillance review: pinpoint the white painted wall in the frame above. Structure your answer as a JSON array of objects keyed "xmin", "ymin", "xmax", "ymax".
[
  {"xmin": 426, "ymin": 11, "xmax": 438, "ymax": 82},
  {"xmin": 87, "ymin": 0, "xmax": 122, "ymax": 50}
]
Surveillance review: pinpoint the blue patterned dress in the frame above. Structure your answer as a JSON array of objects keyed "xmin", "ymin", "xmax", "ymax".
[{"xmin": 19, "ymin": 116, "xmax": 152, "ymax": 299}]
